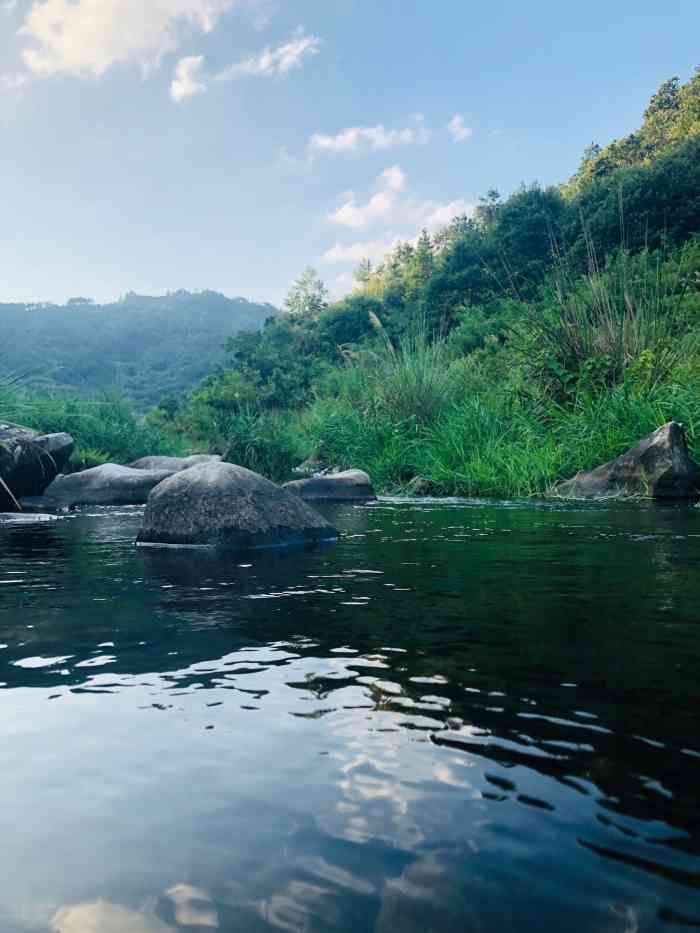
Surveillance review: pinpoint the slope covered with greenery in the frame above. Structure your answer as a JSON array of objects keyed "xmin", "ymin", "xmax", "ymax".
[
  {"xmin": 153, "ymin": 67, "xmax": 700, "ymax": 497},
  {"xmin": 3, "ymin": 289, "xmax": 276, "ymax": 411}
]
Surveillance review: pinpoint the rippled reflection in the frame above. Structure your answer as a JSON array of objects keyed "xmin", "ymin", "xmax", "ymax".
[{"xmin": 1, "ymin": 498, "xmax": 700, "ymax": 931}]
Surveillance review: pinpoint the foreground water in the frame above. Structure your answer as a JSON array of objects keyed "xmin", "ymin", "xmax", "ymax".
[{"xmin": 1, "ymin": 498, "xmax": 699, "ymax": 932}]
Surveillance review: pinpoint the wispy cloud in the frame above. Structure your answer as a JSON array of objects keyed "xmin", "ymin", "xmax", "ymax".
[
  {"xmin": 171, "ymin": 32, "xmax": 321, "ymax": 102},
  {"xmin": 447, "ymin": 114, "xmax": 473, "ymax": 142},
  {"xmin": 309, "ymin": 114, "xmax": 430, "ymax": 155},
  {"xmin": 215, "ymin": 33, "xmax": 321, "ymax": 81},
  {"xmin": 171, "ymin": 55, "xmax": 206, "ymax": 102}
]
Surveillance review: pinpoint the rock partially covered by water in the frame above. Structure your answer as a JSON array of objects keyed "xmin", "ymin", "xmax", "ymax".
[
  {"xmin": 127, "ymin": 454, "xmax": 221, "ymax": 471},
  {"xmin": 0, "ymin": 422, "xmax": 64, "ymax": 504},
  {"xmin": 283, "ymin": 469, "xmax": 376, "ymax": 502},
  {"xmin": 550, "ymin": 422, "xmax": 700, "ymax": 500},
  {"xmin": 136, "ymin": 461, "xmax": 337, "ymax": 549},
  {"xmin": 42, "ymin": 463, "xmax": 174, "ymax": 507}
]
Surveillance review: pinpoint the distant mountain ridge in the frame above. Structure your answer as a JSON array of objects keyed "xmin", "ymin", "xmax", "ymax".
[{"xmin": 3, "ymin": 290, "xmax": 277, "ymax": 410}]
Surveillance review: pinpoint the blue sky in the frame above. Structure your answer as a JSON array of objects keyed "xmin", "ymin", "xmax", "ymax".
[{"xmin": 0, "ymin": 0, "xmax": 698, "ymax": 307}]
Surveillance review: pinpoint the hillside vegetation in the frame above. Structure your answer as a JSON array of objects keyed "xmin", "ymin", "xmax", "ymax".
[
  {"xmin": 151, "ymin": 67, "xmax": 700, "ymax": 496},
  {"xmin": 3, "ymin": 289, "xmax": 276, "ymax": 410}
]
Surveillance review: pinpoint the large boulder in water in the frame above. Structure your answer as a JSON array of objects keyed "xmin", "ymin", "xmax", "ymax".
[
  {"xmin": 136, "ymin": 461, "xmax": 337, "ymax": 549},
  {"xmin": 550, "ymin": 422, "xmax": 700, "ymax": 500},
  {"xmin": 33, "ymin": 432, "xmax": 74, "ymax": 473},
  {"xmin": 41, "ymin": 463, "xmax": 174, "ymax": 507},
  {"xmin": 283, "ymin": 469, "xmax": 376, "ymax": 502},
  {"xmin": 127, "ymin": 454, "xmax": 220, "ymax": 471},
  {"xmin": 0, "ymin": 422, "xmax": 64, "ymax": 501}
]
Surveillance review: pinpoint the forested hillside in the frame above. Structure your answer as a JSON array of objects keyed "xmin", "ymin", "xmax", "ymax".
[
  {"xmin": 3, "ymin": 290, "xmax": 276, "ymax": 410},
  {"xmin": 153, "ymin": 67, "xmax": 700, "ymax": 495}
]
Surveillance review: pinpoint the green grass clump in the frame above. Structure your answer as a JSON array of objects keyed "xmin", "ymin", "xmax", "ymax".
[{"xmin": 0, "ymin": 389, "xmax": 185, "ymax": 469}]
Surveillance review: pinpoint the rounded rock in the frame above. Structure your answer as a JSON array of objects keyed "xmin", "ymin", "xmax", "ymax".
[{"xmin": 136, "ymin": 461, "xmax": 338, "ymax": 550}]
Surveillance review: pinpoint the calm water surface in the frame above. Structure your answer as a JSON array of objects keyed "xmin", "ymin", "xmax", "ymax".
[{"xmin": 1, "ymin": 498, "xmax": 699, "ymax": 932}]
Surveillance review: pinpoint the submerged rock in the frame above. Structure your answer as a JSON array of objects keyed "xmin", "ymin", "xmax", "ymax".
[
  {"xmin": 283, "ymin": 469, "xmax": 376, "ymax": 502},
  {"xmin": 0, "ymin": 512, "xmax": 60, "ymax": 525},
  {"xmin": 550, "ymin": 421, "xmax": 700, "ymax": 500},
  {"xmin": 0, "ymin": 422, "xmax": 64, "ymax": 502},
  {"xmin": 42, "ymin": 463, "xmax": 174, "ymax": 507},
  {"xmin": 136, "ymin": 461, "xmax": 337, "ymax": 549},
  {"xmin": 127, "ymin": 454, "xmax": 220, "ymax": 471}
]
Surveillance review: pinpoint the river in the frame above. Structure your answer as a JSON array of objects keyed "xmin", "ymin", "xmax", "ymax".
[{"xmin": 1, "ymin": 498, "xmax": 699, "ymax": 931}]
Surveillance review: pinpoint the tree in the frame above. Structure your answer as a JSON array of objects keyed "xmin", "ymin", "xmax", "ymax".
[{"xmin": 284, "ymin": 267, "xmax": 329, "ymax": 317}]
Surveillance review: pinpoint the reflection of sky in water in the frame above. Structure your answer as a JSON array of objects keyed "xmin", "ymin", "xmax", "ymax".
[{"xmin": 1, "ymin": 499, "xmax": 700, "ymax": 931}]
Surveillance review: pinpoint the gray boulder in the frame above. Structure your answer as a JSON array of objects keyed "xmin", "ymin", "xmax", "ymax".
[
  {"xmin": 136, "ymin": 461, "xmax": 337, "ymax": 550},
  {"xmin": 127, "ymin": 454, "xmax": 220, "ymax": 471},
  {"xmin": 283, "ymin": 469, "xmax": 376, "ymax": 502},
  {"xmin": 42, "ymin": 463, "xmax": 174, "ymax": 507},
  {"xmin": 0, "ymin": 422, "xmax": 62, "ymax": 501},
  {"xmin": 550, "ymin": 422, "xmax": 700, "ymax": 500},
  {"xmin": 33, "ymin": 433, "xmax": 75, "ymax": 473}
]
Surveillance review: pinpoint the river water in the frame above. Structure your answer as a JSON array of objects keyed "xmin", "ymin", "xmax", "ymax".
[{"xmin": 0, "ymin": 498, "xmax": 699, "ymax": 932}]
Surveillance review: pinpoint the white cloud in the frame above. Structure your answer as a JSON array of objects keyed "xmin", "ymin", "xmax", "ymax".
[
  {"xmin": 422, "ymin": 198, "xmax": 472, "ymax": 230},
  {"xmin": 322, "ymin": 235, "xmax": 403, "ymax": 266},
  {"xmin": 309, "ymin": 114, "xmax": 429, "ymax": 155},
  {"xmin": 381, "ymin": 165, "xmax": 406, "ymax": 192},
  {"xmin": 447, "ymin": 114, "xmax": 473, "ymax": 143},
  {"xmin": 322, "ymin": 169, "xmax": 474, "ymax": 270},
  {"xmin": 215, "ymin": 33, "xmax": 321, "ymax": 81},
  {"xmin": 327, "ymin": 166, "xmax": 405, "ymax": 230},
  {"xmin": 0, "ymin": 71, "xmax": 29, "ymax": 91},
  {"xmin": 19, "ymin": 0, "xmax": 237, "ymax": 78},
  {"xmin": 327, "ymin": 165, "xmax": 471, "ymax": 234},
  {"xmin": 171, "ymin": 54, "xmax": 205, "ymax": 102},
  {"xmin": 169, "ymin": 33, "xmax": 321, "ymax": 102}
]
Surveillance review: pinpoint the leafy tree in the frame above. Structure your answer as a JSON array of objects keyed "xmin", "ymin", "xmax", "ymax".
[{"xmin": 284, "ymin": 267, "xmax": 329, "ymax": 317}]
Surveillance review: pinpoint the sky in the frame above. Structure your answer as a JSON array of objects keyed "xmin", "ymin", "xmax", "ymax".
[{"xmin": 0, "ymin": 0, "xmax": 698, "ymax": 308}]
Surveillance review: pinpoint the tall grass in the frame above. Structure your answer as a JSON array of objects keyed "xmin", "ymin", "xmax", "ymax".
[
  {"xmin": 0, "ymin": 389, "xmax": 185, "ymax": 470},
  {"xmin": 423, "ymin": 382, "xmax": 700, "ymax": 497},
  {"xmin": 515, "ymin": 243, "xmax": 700, "ymax": 399}
]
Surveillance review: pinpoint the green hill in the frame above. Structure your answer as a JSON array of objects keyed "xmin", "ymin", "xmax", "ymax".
[{"xmin": 3, "ymin": 289, "xmax": 276, "ymax": 410}]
